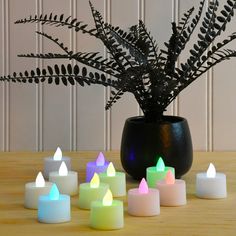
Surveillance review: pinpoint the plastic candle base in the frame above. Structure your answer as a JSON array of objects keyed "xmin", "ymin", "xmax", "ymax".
[
  {"xmin": 196, "ymin": 173, "xmax": 227, "ymax": 199},
  {"xmin": 99, "ymin": 172, "xmax": 126, "ymax": 197},
  {"xmin": 128, "ymin": 188, "xmax": 160, "ymax": 216},
  {"xmin": 78, "ymin": 183, "xmax": 109, "ymax": 210},
  {"xmin": 38, "ymin": 194, "xmax": 71, "ymax": 223},
  {"xmin": 24, "ymin": 182, "xmax": 53, "ymax": 209},
  {"xmin": 157, "ymin": 179, "xmax": 186, "ymax": 206},
  {"xmin": 49, "ymin": 171, "xmax": 78, "ymax": 196},
  {"xmin": 90, "ymin": 200, "xmax": 124, "ymax": 230}
]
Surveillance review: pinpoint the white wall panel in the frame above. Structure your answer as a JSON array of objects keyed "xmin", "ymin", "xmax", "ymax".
[
  {"xmin": 0, "ymin": 0, "xmax": 236, "ymax": 151},
  {"xmin": 110, "ymin": 0, "xmax": 139, "ymax": 150},
  {"xmin": 41, "ymin": 0, "xmax": 71, "ymax": 151},
  {"xmin": 76, "ymin": 0, "xmax": 106, "ymax": 150},
  {"xmin": 9, "ymin": 0, "xmax": 37, "ymax": 150},
  {"xmin": 178, "ymin": 0, "xmax": 208, "ymax": 151},
  {"xmin": 213, "ymin": 0, "xmax": 236, "ymax": 151},
  {"xmin": 144, "ymin": 0, "xmax": 173, "ymax": 115}
]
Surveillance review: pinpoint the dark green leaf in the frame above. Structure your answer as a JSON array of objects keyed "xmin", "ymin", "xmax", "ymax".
[
  {"xmin": 217, "ymin": 16, "xmax": 225, "ymax": 22},
  {"xmin": 74, "ymin": 65, "xmax": 79, "ymax": 75},
  {"xmin": 82, "ymin": 67, "xmax": 87, "ymax": 77},
  {"xmin": 54, "ymin": 64, "xmax": 60, "ymax": 75}
]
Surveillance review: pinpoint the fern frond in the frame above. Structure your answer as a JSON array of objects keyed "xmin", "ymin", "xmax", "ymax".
[
  {"xmin": 89, "ymin": 1, "xmax": 135, "ymax": 70},
  {"xmin": 175, "ymin": 0, "xmax": 206, "ymax": 57},
  {"xmin": 107, "ymin": 24, "xmax": 147, "ymax": 64},
  {"xmin": 36, "ymin": 31, "xmax": 72, "ymax": 56},
  {"xmin": 138, "ymin": 21, "xmax": 159, "ymax": 66},
  {"xmin": 105, "ymin": 89, "xmax": 124, "ymax": 110},
  {"xmin": 18, "ymin": 53, "xmax": 71, "ymax": 59},
  {"xmin": 15, "ymin": 13, "xmax": 98, "ymax": 37},
  {"xmin": 0, "ymin": 64, "xmax": 119, "ymax": 89},
  {"xmin": 72, "ymin": 52, "xmax": 121, "ymax": 76}
]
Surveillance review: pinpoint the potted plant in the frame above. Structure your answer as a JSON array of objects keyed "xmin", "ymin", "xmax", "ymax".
[{"xmin": 1, "ymin": 0, "xmax": 236, "ymax": 179}]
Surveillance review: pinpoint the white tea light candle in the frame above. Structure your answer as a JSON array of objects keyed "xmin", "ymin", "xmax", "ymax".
[
  {"xmin": 24, "ymin": 172, "xmax": 53, "ymax": 209},
  {"xmin": 49, "ymin": 161, "xmax": 78, "ymax": 196},
  {"xmin": 99, "ymin": 162, "xmax": 126, "ymax": 197},
  {"xmin": 78, "ymin": 173, "xmax": 109, "ymax": 210},
  {"xmin": 38, "ymin": 184, "xmax": 71, "ymax": 223},
  {"xmin": 156, "ymin": 170, "xmax": 186, "ymax": 206},
  {"xmin": 44, "ymin": 147, "xmax": 71, "ymax": 179},
  {"xmin": 196, "ymin": 163, "xmax": 227, "ymax": 199},
  {"xmin": 90, "ymin": 189, "xmax": 124, "ymax": 230},
  {"xmin": 128, "ymin": 178, "xmax": 160, "ymax": 216}
]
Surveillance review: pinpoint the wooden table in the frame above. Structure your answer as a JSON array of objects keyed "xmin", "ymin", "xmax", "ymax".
[{"xmin": 0, "ymin": 151, "xmax": 236, "ymax": 236}]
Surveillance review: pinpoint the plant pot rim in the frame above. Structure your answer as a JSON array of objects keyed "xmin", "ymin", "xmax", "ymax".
[{"xmin": 126, "ymin": 115, "xmax": 187, "ymax": 124}]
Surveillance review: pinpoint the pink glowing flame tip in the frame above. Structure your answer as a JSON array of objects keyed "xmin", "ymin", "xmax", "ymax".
[
  {"xmin": 165, "ymin": 170, "xmax": 175, "ymax": 185},
  {"xmin": 138, "ymin": 178, "xmax": 149, "ymax": 194},
  {"xmin": 96, "ymin": 152, "xmax": 105, "ymax": 166}
]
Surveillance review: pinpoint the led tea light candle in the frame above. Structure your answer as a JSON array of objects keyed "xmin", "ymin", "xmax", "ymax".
[
  {"xmin": 78, "ymin": 173, "xmax": 109, "ymax": 210},
  {"xmin": 90, "ymin": 189, "xmax": 124, "ymax": 230},
  {"xmin": 146, "ymin": 157, "xmax": 175, "ymax": 188},
  {"xmin": 86, "ymin": 152, "xmax": 109, "ymax": 182},
  {"xmin": 156, "ymin": 170, "xmax": 186, "ymax": 206},
  {"xmin": 24, "ymin": 172, "xmax": 53, "ymax": 209},
  {"xmin": 49, "ymin": 161, "xmax": 78, "ymax": 196},
  {"xmin": 128, "ymin": 178, "xmax": 160, "ymax": 216},
  {"xmin": 38, "ymin": 184, "xmax": 71, "ymax": 223},
  {"xmin": 99, "ymin": 162, "xmax": 126, "ymax": 197},
  {"xmin": 44, "ymin": 147, "xmax": 71, "ymax": 179},
  {"xmin": 196, "ymin": 163, "xmax": 227, "ymax": 199}
]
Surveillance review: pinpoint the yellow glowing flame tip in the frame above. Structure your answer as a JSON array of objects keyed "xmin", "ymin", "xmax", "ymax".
[
  {"xmin": 102, "ymin": 189, "xmax": 113, "ymax": 206},
  {"xmin": 90, "ymin": 173, "xmax": 100, "ymax": 188},
  {"xmin": 107, "ymin": 162, "xmax": 116, "ymax": 177}
]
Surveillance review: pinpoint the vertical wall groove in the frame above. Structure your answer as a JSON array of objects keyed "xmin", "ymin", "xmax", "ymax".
[
  {"xmin": 70, "ymin": 0, "xmax": 77, "ymax": 151},
  {"xmin": 69, "ymin": 0, "xmax": 73, "ymax": 151},
  {"xmin": 1, "ymin": 0, "xmax": 5, "ymax": 150},
  {"xmin": 138, "ymin": 0, "xmax": 144, "ymax": 117},
  {"xmin": 36, "ymin": 0, "xmax": 43, "ymax": 151},
  {"xmin": 207, "ymin": 66, "xmax": 213, "ymax": 151},
  {"xmin": 172, "ymin": 0, "xmax": 179, "ymax": 116},
  {"xmin": 105, "ymin": 0, "xmax": 111, "ymax": 150},
  {"xmin": 4, "ymin": 0, "xmax": 9, "ymax": 151},
  {"xmin": 206, "ymin": 0, "xmax": 213, "ymax": 151}
]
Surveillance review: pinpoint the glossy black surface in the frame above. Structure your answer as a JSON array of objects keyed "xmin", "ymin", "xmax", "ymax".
[{"xmin": 120, "ymin": 116, "xmax": 193, "ymax": 180}]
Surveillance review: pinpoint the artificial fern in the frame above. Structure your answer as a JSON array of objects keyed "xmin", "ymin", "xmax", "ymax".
[{"xmin": 1, "ymin": 0, "xmax": 236, "ymax": 122}]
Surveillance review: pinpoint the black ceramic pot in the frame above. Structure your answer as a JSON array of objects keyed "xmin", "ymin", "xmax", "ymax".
[{"xmin": 120, "ymin": 115, "xmax": 193, "ymax": 180}]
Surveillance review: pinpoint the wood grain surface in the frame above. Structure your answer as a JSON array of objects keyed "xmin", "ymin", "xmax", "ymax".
[{"xmin": 0, "ymin": 151, "xmax": 236, "ymax": 236}]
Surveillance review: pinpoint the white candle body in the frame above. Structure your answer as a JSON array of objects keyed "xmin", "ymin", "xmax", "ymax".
[
  {"xmin": 38, "ymin": 194, "xmax": 71, "ymax": 223},
  {"xmin": 90, "ymin": 200, "xmax": 124, "ymax": 230},
  {"xmin": 156, "ymin": 179, "xmax": 186, "ymax": 206},
  {"xmin": 49, "ymin": 171, "xmax": 78, "ymax": 196},
  {"xmin": 99, "ymin": 172, "xmax": 126, "ymax": 197},
  {"xmin": 24, "ymin": 182, "xmax": 53, "ymax": 209},
  {"xmin": 43, "ymin": 157, "xmax": 71, "ymax": 179},
  {"xmin": 196, "ymin": 172, "xmax": 227, "ymax": 199},
  {"xmin": 78, "ymin": 183, "xmax": 109, "ymax": 209},
  {"xmin": 128, "ymin": 188, "xmax": 160, "ymax": 216}
]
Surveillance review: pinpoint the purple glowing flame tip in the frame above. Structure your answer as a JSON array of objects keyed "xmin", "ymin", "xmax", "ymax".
[{"xmin": 96, "ymin": 152, "xmax": 105, "ymax": 166}]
